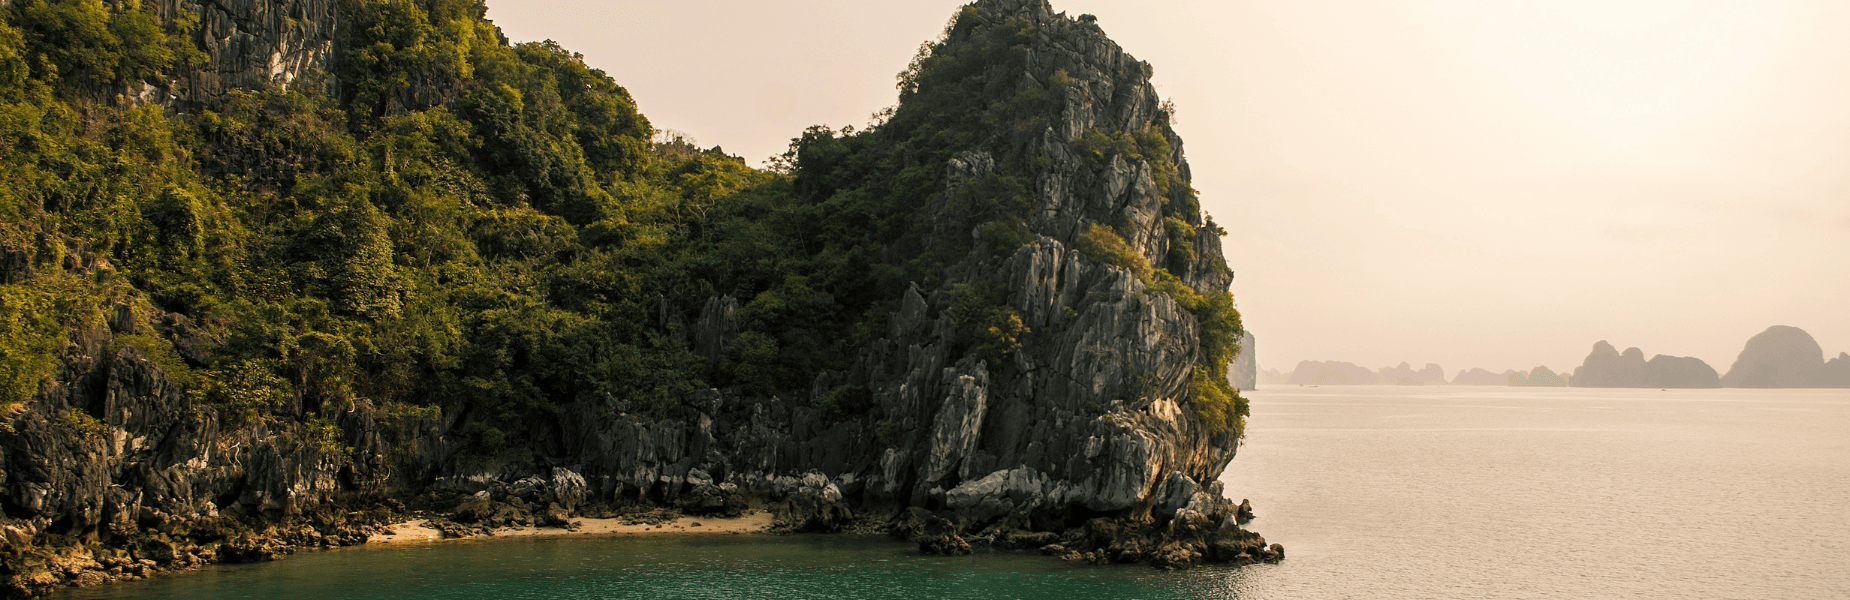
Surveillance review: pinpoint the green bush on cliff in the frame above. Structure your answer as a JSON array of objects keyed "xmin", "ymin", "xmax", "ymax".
[
  {"xmin": 1148, "ymin": 271, "xmax": 1246, "ymax": 434},
  {"xmin": 62, "ymin": 410, "xmax": 109, "ymax": 438},
  {"xmin": 110, "ymin": 332, "xmax": 197, "ymax": 387},
  {"xmin": 0, "ymin": 284, "xmax": 67, "ymax": 407},
  {"xmin": 199, "ymin": 360, "xmax": 291, "ymax": 423},
  {"xmin": 1075, "ymin": 224, "xmax": 1152, "ymax": 280}
]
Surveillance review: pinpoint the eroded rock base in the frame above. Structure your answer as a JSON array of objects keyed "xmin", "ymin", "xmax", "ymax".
[
  {"xmin": 0, "ymin": 481, "xmax": 1276, "ymax": 598},
  {"xmin": 894, "ymin": 501, "xmax": 1281, "ymax": 570}
]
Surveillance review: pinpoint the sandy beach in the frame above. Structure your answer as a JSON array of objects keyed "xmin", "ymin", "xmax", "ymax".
[{"xmin": 370, "ymin": 511, "xmax": 776, "ymax": 544}]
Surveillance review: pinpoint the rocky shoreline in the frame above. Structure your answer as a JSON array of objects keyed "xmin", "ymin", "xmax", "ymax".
[
  {"xmin": 1, "ymin": 469, "xmax": 1277, "ymax": 597},
  {"xmin": 0, "ymin": 300, "xmax": 1276, "ymax": 597}
]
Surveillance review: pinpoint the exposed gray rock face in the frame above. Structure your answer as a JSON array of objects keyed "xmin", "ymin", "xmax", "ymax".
[
  {"xmin": 144, "ymin": 0, "xmax": 341, "ymax": 109},
  {"xmin": 2, "ymin": 332, "xmax": 354, "ymax": 530},
  {"xmin": 1721, "ymin": 326, "xmax": 1841, "ymax": 388},
  {"xmin": 1229, "ymin": 332, "xmax": 1255, "ymax": 390},
  {"xmin": 693, "ymin": 295, "xmax": 739, "ymax": 367},
  {"xmin": 0, "ymin": 295, "xmax": 402, "ymax": 598}
]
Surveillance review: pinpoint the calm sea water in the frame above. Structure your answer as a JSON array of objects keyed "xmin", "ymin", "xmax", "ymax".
[{"xmin": 63, "ymin": 387, "xmax": 1850, "ymax": 599}]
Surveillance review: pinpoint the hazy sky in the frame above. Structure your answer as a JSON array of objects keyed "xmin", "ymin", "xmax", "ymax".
[{"xmin": 486, "ymin": 0, "xmax": 1850, "ymax": 376}]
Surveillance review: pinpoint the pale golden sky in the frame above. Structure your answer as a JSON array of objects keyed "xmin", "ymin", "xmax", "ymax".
[{"xmin": 488, "ymin": 0, "xmax": 1850, "ymax": 375}]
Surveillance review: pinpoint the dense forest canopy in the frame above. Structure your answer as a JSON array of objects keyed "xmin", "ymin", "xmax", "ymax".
[{"xmin": 0, "ymin": 0, "xmax": 1242, "ymax": 470}]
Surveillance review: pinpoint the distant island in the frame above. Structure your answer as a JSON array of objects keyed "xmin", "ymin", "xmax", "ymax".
[
  {"xmin": 1509, "ymin": 366, "xmax": 1568, "ymax": 387},
  {"xmin": 1570, "ymin": 341, "xmax": 1720, "ymax": 388},
  {"xmin": 1719, "ymin": 326, "xmax": 1850, "ymax": 388},
  {"xmin": 1284, "ymin": 360, "xmax": 1447, "ymax": 385},
  {"xmin": 1262, "ymin": 325, "xmax": 1847, "ymax": 389},
  {"xmin": 1451, "ymin": 368, "xmax": 1510, "ymax": 386}
]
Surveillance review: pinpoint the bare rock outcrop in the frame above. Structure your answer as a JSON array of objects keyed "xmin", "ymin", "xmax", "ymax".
[{"xmin": 139, "ymin": 0, "xmax": 341, "ymax": 109}]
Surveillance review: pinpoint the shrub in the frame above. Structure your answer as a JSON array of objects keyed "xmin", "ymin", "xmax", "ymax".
[
  {"xmin": 874, "ymin": 420, "xmax": 901, "ymax": 448},
  {"xmin": 817, "ymin": 384, "xmax": 872, "ymax": 423},
  {"xmin": 111, "ymin": 333, "xmax": 197, "ymax": 388},
  {"xmin": 63, "ymin": 410, "xmax": 110, "ymax": 438},
  {"xmin": 976, "ymin": 220, "xmax": 1030, "ymax": 252},
  {"xmin": 1074, "ymin": 223, "xmax": 1150, "ymax": 280},
  {"xmin": 1188, "ymin": 366, "xmax": 1247, "ymax": 435},
  {"xmin": 977, "ymin": 306, "xmax": 1028, "ymax": 363},
  {"xmin": 0, "ymin": 285, "xmax": 64, "ymax": 408},
  {"xmin": 200, "ymin": 360, "xmax": 291, "ymax": 423},
  {"xmin": 1163, "ymin": 216, "xmax": 1195, "ymax": 273},
  {"xmin": 304, "ymin": 414, "xmax": 351, "ymax": 454}
]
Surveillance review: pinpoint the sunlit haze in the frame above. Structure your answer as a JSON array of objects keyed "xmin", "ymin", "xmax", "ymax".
[{"xmin": 486, "ymin": 0, "xmax": 1850, "ymax": 375}]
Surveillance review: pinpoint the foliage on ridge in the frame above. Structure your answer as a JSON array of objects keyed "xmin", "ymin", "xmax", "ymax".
[{"xmin": 0, "ymin": 0, "xmax": 1247, "ymax": 465}]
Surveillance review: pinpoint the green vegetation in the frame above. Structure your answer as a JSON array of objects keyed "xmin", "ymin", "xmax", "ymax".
[
  {"xmin": 0, "ymin": 284, "xmax": 70, "ymax": 407},
  {"xmin": 62, "ymin": 409, "xmax": 109, "ymax": 438},
  {"xmin": 0, "ymin": 0, "xmax": 1248, "ymax": 461},
  {"xmin": 1075, "ymin": 224, "xmax": 1152, "ymax": 280},
  {"xmin": 197, "ymin": 360, "xmax": 291, "ymax": 423}
]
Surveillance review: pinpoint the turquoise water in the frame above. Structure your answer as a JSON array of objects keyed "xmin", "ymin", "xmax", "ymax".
[
  {"xmin": 59, "ymin": 387, "xmax": 1850, "ymax": 599},
  {"xmin": 59, "ymin": 534, "xmax": 1244, "ymax": 599}
]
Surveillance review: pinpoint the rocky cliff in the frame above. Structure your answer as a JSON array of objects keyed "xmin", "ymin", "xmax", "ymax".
[
  {"xmin": 149, "ymin": 0, "xmax": 339, "ymax": 109},
  {"xmin": 0, "ymin": 0, "xmax": 1272, "ymax": 595},
  {"xmin": 1229, "ymin": 331, "xmax": 1255, "ymax": 390}
]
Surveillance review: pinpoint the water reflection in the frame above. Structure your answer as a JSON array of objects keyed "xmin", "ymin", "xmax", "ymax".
[{"xmin": 59, "ymin": 534, "xmax": 1244, "ymax": 600}]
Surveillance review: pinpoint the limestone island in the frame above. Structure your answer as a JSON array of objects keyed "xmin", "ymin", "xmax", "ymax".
[{"xmin": 0, "ymin": 0, "xmax": 1275, "ymax": 596}]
